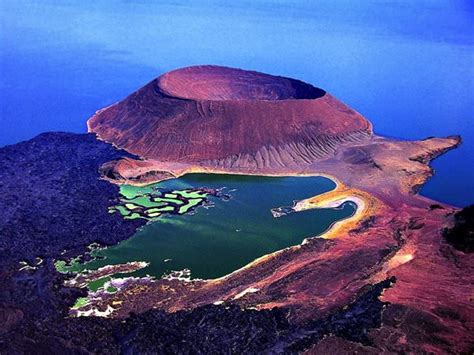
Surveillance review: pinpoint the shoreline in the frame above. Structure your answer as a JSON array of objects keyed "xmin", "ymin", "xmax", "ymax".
[
  {"xmin": 208, "ymin": 181, "xmax": 372, "ymax": 284},
  {"xmin": 70, "ymin": 172, "xmax": 357, "ymax": 286},
  {"xmin": 101, "ymin": 160, "xmax": 344, "ymax": 189}
]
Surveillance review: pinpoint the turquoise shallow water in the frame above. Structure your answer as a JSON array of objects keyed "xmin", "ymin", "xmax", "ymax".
[{"xmin": 75, "ymin": 174, "xmax": 355, "ymax": 280}]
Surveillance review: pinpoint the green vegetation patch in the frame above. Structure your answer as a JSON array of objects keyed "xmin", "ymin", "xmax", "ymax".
[
  {"xmin": 55, "ymin": 260, "xmax": 68, "ymax": 273},
  {"xmin": 106, "ymin": 286, "xmax": 118, "ymax": 293},
  {"xmin": 150, "ymin": 206, "xmax": 174, "ymax": 213},
  {"xmin": 114, "ymin": 205, "xmax": 132, "ymax": 217},
  {"xmin": 151, "ymin": 196, "xmax": 184, "ymax": 204},
  {"xmin": 124, "ymin": 212, "xmax": 143, "ymax": 220},
  {"xmin": 111, "ymin": 185, "xmax": 212, "ymax": 221},
  {"xmin": 72, "ymin": 297, "xmax": 89, "ymax": 309},
  {"xmin": 55, "ymin": 256, "xmax": 84, "ymax": 274},
  {"xmin": 124, "ymin": 202, "xmax": 141, "ymax": 210},
  {"xmin": 174, "ymin": 190, "xmax": 208, "ymax": 199},
  {"xmin": 88, "ymin": 276, "xmax": 111, "ymax": 292},
  {"xmin": 164, "ymin": 193, "xmax": 178, "ymax": 198},
  {"xmin": 178, "ymin": 198, "xmax": 204, "ymax": 214},
  {"xmin": 119, "ymin": 184, "xmax": 155, "ymax": 199},
  {"xmin": 127, "ymin": 196, "xmax": 162, "ymax": 208}
]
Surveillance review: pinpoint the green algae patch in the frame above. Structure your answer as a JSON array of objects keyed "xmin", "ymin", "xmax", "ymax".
[
  {"xmin": 151, "ymin": 196, "xmax": 184, "ymax": 204},
  {"xmin": 106, "ymin": 286, "xmax": 118, "ymax": 293},
  {"xmin": 127, "ymin": 196, "xmax": 161, "ymax": 208},
  {"xmin": 88, "ymin": 276, "xmax": 111, "ymax": 292},
  {"xmin": 151, "ymin": 206, "xmax": 174, "ymax": 212},
  {"xmin": 55, "ymin": 256, "xmax": 84, "ymax": 274},
  {"xmin": 119, "ymin": 184, "xmax": 155, "ymax": 199},
  {"xmin": 174, "ymin": 190, "xmax": 207, "ymax": 199},
  {"xmin": 72, "ymin": 297, "xmax": 89, "ymax": 309},
  {"xmin": 178, "ymin": 198, "xmax": 204, "ymax": 214},
  {"xmin": 124, "ymin": 212, "xmax": 143, "ymax": 220},
  {"xmin": 110, "ymin": 183, "xmax": 216, "ymax": 221},
  {"xmin": 55, "ymin": 260, "xmax": 69, "ymax": 273},
  {"xmin": 164, "ymin": 193, "xmax": 178, "ymax": 198},
  {"xmin": 124, "ymin": 202, "xmax": 141, "ymax": 210},
  {"xmin": 114, "ymin": 205, "xmax": 131, "ymax": 217},
  {"xmin": 147, "ymin": 207, "xmax": 164, "ymax": 214}
]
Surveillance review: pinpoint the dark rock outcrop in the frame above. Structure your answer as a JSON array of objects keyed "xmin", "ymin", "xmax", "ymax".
[
  {"xmin": 444, "ymin": 205, "xmax": 474, "ymax": 253},
  {"xmin": 0, "ymin": 132, "xmax": 143, "ymax": 267}
]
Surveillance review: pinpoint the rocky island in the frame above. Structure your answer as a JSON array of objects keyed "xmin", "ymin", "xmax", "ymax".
[{"xmin": 1, "ymin": 66, "xmax": 472, "ymax": 353}]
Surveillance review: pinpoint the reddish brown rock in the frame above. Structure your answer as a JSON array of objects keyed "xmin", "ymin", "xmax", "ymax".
[
  {"xmin": 158, "ymin": 65, "xmax": 326, "ymax": 101},
  {"xmin": 88, "ymin": 65, "xmax": 372, "ymax": 165}
]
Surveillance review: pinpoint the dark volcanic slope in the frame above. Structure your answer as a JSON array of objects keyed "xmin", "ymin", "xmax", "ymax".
[
  {"xmin": 88, "ymin": 65, "xmax": 372, "ymax": 163},
  {"xmin": 0, "ymin": 132, "xmax": 141, "ymax": 349},
  {"xmin": 0, "ymin": 132, "xmax": 398, "ymax": 354},
  {"xmin": 0, "ymin": 132, "xmax": 143, "ymax": 268}
]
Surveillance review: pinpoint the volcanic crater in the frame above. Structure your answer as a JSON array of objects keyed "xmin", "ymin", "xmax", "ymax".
[
  {"xmin": 88, "ymin": 65, "xmax": 372, "ymax": 166},
  {"xmin": 157, "ymin": 65, "xmax": 326, "ymax": 101}
]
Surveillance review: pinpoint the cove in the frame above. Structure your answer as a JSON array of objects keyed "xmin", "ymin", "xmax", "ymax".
[{"xmin": 73, "ymin": 174, "xmax": 356, "ymax": 280}]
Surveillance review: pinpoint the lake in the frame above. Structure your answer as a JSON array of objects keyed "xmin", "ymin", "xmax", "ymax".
[
  {"xmin": 69, "ymin": 174, "xmax": 355, "ymax": 280},
  {"xmin": 1, "ymin": 0, "xmax": 472, "ymax": 206}
]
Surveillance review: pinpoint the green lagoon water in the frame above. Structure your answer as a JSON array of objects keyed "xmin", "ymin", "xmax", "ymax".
[{"xmin": 74, "ymin": 174, "xmax": 356, "ymax": 280}]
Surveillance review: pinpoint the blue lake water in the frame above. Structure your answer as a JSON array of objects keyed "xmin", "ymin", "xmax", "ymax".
[{"xmin": 1, "ymin": 1, "xmax": 473, "ymax": 206}]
